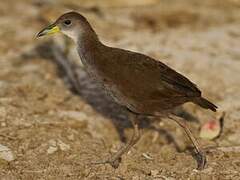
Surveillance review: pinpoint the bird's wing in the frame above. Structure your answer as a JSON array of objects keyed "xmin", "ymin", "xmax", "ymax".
[{"xmin": 118, "ymin": 50, "xmax": 201, "ymax": 97}]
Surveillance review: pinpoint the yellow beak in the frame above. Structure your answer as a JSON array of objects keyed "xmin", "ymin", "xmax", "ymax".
[{"xmin": 36, "ymin": 24, "xmax": 60, "ymax": 37}]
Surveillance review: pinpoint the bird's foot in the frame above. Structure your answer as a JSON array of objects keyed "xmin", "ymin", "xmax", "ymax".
[
  {"xmin": 90, "ymin": 156, "xmax": 121, "ymax": 169},
  {"xmin": 195, "ymin": 150, "xmax": 207, "ymax": 170}
]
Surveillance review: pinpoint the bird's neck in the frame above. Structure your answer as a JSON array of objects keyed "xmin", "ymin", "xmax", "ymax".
[
  {"xmin": 76, "ymin": 28, "xmax": 104, "ymax": 65},
  {"xmin": 77, "ymin": 31, "xmax": 99, "ymax": 47}
]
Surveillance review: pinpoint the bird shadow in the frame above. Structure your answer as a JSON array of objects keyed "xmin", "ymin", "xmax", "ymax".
[{"xmin": 22, "ymin": 41, "xmax": 200, "ymax": 151}]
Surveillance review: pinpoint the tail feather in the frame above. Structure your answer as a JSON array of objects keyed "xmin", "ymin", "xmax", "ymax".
[{"xmin": 194, "ymin": 97, "xmax": 217, "ymax": 112}]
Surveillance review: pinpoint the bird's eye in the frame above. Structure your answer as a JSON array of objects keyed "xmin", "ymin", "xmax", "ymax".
[{"xmin": 64, "ymin": 20, "xmax": 71, "ymax": 26}]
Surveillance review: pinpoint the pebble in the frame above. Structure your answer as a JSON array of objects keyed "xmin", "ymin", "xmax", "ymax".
[
  {"xmin": 142, "ymin": 153, "xmax": 153, "ymax": 160},
  {"xmin": 47, "ymin": 145, "xmax": 58, "ymax": 154},
  {"xmin": 0, "ymin": 144, "xmax": 15, "ymax": 162},
  {"xmin": 47, "ymin": 140, "xmax": 58, "ymax": 154},
  {"xmin": 47, "ymin": 139, "xmax": 70, "ymax": 154},
  {"xmin": 58, "ymin": 139, "xmax": 70, "ymax": 151},
  {"xmin": 150, "ymin": 169, "xmax": 159, "ymax": 177},
  {"xmin": 58, "ymin": 111, "xmax": 88, "ymax": 121}
]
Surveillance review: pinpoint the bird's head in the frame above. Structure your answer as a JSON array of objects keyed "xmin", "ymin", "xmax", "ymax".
[{"xmin": 37, "ymin": 11, "xmax": 94, "ymax": 42}]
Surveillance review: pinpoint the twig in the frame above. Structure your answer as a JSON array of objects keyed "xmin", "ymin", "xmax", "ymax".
[{"xmin": 207, "ymin": 146, "xmax": 240, "ymax": 153}]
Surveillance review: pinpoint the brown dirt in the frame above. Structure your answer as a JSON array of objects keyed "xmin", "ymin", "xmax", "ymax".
[{"xmin": 0, "ymin": 0, "xmax": 240, "ymax": 179}]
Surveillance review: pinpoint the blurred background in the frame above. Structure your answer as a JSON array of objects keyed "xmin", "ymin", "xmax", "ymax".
[{"xmin": 0, "ymin": 0, "xmax": 240, "ymax": 179}]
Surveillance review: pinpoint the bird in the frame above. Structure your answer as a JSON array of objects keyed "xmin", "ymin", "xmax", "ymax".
[{"xmin": 37, "ymin": 11, "xmax": 217, "ymax": 170}]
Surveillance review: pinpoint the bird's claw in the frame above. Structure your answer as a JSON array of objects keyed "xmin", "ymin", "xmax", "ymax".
[{"xmin": 195, "ymin": 151, "xmax": 207, "ymax": 170}]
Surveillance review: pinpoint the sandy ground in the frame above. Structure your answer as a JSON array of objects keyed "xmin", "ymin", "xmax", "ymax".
[{"xmin": 0, "ymin": 0, "xmax": 240, "ymax": 179}]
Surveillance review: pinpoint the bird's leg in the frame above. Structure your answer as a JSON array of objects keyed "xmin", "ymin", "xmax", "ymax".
[
  {"xmin": 92, "ymin": 112, "xmax": 141, "ymax": 168},
  {"xmin": 168, "ymin": 114, "xmax": 206, "ymax": 170}
]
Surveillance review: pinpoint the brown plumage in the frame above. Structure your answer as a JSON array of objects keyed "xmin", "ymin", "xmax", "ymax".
[
  {"xmin": 79, "ymin": 44, "xmax": 217, "ymax": 114},
  {"xmin": 37, "ymin": 11, "xmax": 217, "ymax": 170}
]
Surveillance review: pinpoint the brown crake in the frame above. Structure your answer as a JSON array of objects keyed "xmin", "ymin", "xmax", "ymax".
[{"xmin": 37, "ymin": 11, "xmax": 217, "ymax": 170}]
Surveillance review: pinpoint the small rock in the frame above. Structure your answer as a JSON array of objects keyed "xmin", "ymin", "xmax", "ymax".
[
  {"xmin": 57, "ymin": 139, "xmax": 70, "ymax": 151},
  {"xmin": 0, "ymin": 144, "xmax": 15, "ymax": 162},
  {"xmin": 58, "ymin": 111, "xmax": 88, "ymax": 121},
  {"xmin": 47, "ymin": 146, "xmax": 58, "ymax": 154},
  {"xmin": 47, "ymin": 140, "xmax": 58, "ymax": 154},
  {"xmin": 150, "ymin": 169, "xmax": 159, "ymax": 177},
  {"xmin": 142, "ymin": 153, "xmax": 153, "ymax": 160},
  {"xmin": 47, "ymin": 139, "xmax": 70, "ymax": 154}
]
